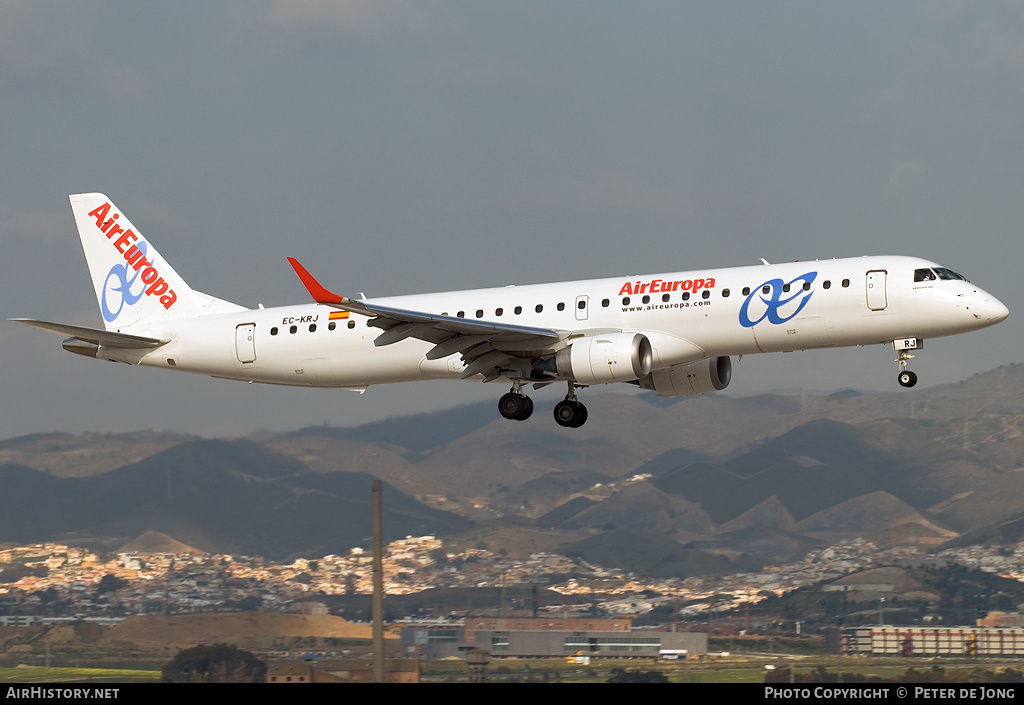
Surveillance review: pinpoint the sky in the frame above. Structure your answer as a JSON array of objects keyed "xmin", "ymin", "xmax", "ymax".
[{"xmin": 2, "ymin": 1, "xmax": 1023, "ymax": 439}]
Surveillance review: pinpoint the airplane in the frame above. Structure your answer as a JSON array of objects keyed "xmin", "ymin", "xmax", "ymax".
[{"xmin": 12, "ymin": 193, "xmax": 1009, "ymax": 428}]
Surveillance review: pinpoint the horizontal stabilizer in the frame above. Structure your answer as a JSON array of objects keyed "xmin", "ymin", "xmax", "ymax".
[{"xmin": 10, "ymin": 318, "xmax": 168, "ymax": 349}]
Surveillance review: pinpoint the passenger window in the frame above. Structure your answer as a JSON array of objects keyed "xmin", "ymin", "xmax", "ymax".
[
  {"xmin": 557, "ymin": 302, "xmax": 565, "ymax": 311},
  {"xmin": 495, "ymin": 308, "xmax": 503, "ymax": 316},
  {"xmin": 802, "ymin": 282, "xmax": 811, "ymax": 291},
  {"xmin": 622, "ymin": 297, "xmax": 630, "ymax": 305},
  {"xmin": 535, "ymin": 304, "xmax": 543, "ymax": 313},
  {"xmin": 762, "ymin": 285, "xmax": 771, "ymax": 295},
  {"xmin": 514, "ymin": 306, "xmax": 522, "ymax": 315},
  {"xmin": 782, "ymin": 283, "xmax": 791, "ymax": 293},
  {"xmin": 348, "ymin": 320, "xmax": 355, "ymax": 329},
  {"xmin": 823, "ymin": 281, "xmax": 831, "ymax": 289},
  {"xmin": 289, "ymin": 325, "xmax": 297, "ymax": 334},
  {"xmin": 328, "ymin": 322, "xmax": 336, "ymax": 330},
  {"xmin": 309, "ymin": 324, "xmax": 316, "ymax": 332},
  {"xmin": 457, "ymin": 311, "xmax": 465, "ymax": 318},
  {"xmin": 742, "ymin": 287, "xmax": 750, "ymax": 296},
  {"xmin": 602, "ymin": 299, "xmax": 609, "ymax": 307},
  {"xmin": 579, "ymin": 300, "xmax": 587, "ymax": 309},
  {"xmin": 271, "ymin": 327, "xmax": 278, "ymax": 336},
  {"xmin": 842, "ymin": 279, "xmax": 850, "ymax": 288},
  {"xmin": 642, "ymin": 295, "xmax": 650, "ymax": 304},
  {"xmin": 702, "ymin": 290, "xmax": 710, "ymax": 299},
  {"xmin": 682, "ymin": 292, "xmax": 690, "ymax": 301},
  {"xmin": 476, "ymin": 309, "xmax": 484, "ymax": 318},
  {"xmin": 662, "ymin": 293, "xmax": 670, "ymax": 302},
  {"xmin": 722, "ymin": 289, "xmax": 730, "ymax": 298}
]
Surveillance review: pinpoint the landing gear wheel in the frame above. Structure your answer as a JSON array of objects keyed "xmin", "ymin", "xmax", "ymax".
[
  {"xmin": 894, "ymin": 343, "xmax": 920, "ymax": 389},
  {"xmin": 553, "ymin": 399, "xmax": 588, "ymax": 428},
  {"xmin": 499, "ymin": 392, "xmax": 525, "ymax": 420},
  {"xmin": 518, "ymin": 395, "xmax": 534, "ymax": 421},
  {"xmin": 498, "ymin": 392, "xmax": 533, "ymax": 421},
  {"xmin": 571, "ymin": 403, "xmax": 588, "ymax": 428},
  {"xmin": 553, "ymin": 400, "xmax": 576, "ymax": 427},
  {"xmin": 898, "ymin": 370, "xmax": 918, "ymax": 388}
]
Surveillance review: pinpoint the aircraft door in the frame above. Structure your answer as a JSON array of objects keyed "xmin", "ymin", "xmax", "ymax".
[
  {"xmin": 235, "ymin": 323, "xmax": 256, "ymax": 363},
  {"xmin": 866, "ymin": 270, "xmax": 887, "ymax": 311},
  {"xmin": 575, "ymin": 295, "xmax": 589, "ymax": 321}
]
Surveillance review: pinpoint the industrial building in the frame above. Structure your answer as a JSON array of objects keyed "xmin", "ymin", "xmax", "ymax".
[
  {"xmin": 841, "ymin": 626, "xmax": 1024, "ymax": 656},
  {"xmin": 401, "ymin": 618, "xmax": 706, "ymax": 660}
]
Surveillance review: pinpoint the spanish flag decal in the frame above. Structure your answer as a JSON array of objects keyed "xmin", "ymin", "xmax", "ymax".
[{"xmin": 329, "ymin": 311, "xmax": 350, "ymax": 320}]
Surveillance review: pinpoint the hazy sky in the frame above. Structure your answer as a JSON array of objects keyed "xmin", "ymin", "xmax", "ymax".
[{"xmin": 2, "ymin": 1, "xmax": 1022, "ymax": 438}]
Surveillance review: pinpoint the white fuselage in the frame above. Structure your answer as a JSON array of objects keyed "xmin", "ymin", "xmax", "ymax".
[{"xmin": 97, "ymin": 255, "xmax": 1007, "ymax": 389}]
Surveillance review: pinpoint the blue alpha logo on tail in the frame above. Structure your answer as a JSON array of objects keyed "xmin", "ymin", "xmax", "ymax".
[
  {"xmin": 101, "ymin": 241, "xmax": 149, "ymax": 322},
  {"xmin": 739, "ymin": 272, "xmax": 817, "ymax": 327}
]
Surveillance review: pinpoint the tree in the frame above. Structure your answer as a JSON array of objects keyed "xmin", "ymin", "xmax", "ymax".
[
  {"xmin": 162, "ymin": 644, "xmax": 266, "ymax": 683},
  {"xmin": 35, "ymin": 587, "xmax": 60, "ymax": 604},
  {"xmin": 0, "ymin": 565, "xmax": 47, "ymax": 583},
  {"xmin": 96, "ymin": 574, "xmax": 127, "ymax": 595},
  {"xmin": 607, "ymin": 668, "xmax": 669, "ymax": 683}
]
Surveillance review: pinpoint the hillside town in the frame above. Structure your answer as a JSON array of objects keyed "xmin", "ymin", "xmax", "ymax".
[{"xmin": 4, "ymin": 536, "xmax": 1024, "ymax": 624}]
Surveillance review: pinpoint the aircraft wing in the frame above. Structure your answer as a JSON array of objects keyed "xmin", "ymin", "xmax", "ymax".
[
  {"xmin": 10, "ymin": 318, "xmax": 169, "ymax": 349},
  {"xmin": 288, "ymin": 258, "xmax": 567, "ymax": 381}
]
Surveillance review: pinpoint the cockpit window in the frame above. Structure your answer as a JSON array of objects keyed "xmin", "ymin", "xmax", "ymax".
[
  {"xmin": 914, "ymin": 268, "xmax": 936, "ymax": 282},
  {"xmin": 934, "ymin": 267, "xmax": 967, "ymax": 281}
]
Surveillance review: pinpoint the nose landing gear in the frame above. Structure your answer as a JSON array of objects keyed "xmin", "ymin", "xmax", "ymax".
[{"xmin": 894, "ymin": 338, "xmax": 922, "ymax": 388}]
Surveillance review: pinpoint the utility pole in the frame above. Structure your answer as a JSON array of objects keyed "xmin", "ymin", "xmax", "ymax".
[{"xmin": 372, "ymin": 479, "xmax": 384, "ymax": 683}]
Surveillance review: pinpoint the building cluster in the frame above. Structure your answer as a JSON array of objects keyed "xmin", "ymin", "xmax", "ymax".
[
  {"xmin": 0, "ymin": 537, "xmax": 446, "ymax": 615},
  {"xmin": 6, "ymin": 536, "xmax": 1024, "ymax": 621}
]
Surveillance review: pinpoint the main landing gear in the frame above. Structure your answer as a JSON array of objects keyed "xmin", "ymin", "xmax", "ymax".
[
  {"xmin": 498, "ymin": 387, "xmax": 534, "ymax": 421},
  {"xmin": 553, "ymin": 382, "xmax": 588, "ymax": 428},
  {"xmin": 496, "ymin": 381, "xmax": 589, "ymax": 427}
]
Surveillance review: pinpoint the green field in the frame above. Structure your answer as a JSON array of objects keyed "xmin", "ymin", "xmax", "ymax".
[
  {"xmin": 420, "ymin": 656, "xmax": 1024, "ymax": 683},
  {"xmin": 0, "ymin": 667, "xmax": 161, "ymax": 684}
]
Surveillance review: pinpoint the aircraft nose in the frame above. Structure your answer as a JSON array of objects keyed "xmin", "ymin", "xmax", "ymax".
[
  {"xmin": 972, "ymin": 292, "xmax": 1009, "ymax": 323},
  {"xmin": 989, "ymin": 297, "xmax": 1010, "ymax": 323}
]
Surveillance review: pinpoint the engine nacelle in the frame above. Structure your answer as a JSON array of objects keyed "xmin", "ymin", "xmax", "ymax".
[
  {"xmin": 638, "ymin": 356, "xmax": 732, "ymax": 397},
  {"xmin": 554, "ymin": 332, "xmax": 653, "ymax": 385}
]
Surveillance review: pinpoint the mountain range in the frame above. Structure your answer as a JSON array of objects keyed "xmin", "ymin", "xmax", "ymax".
[{"xmin": 3, "ymin": 363, "xmax": 1024, "ymax": 574}]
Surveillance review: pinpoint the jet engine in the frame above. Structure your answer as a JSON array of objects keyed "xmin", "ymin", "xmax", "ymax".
[
  {"xmin": 552, "ymin": 332, "xmax": 653, "ymax": 385},
  {"xmin": 637, "ymin": 356, "xmax": 732, "ymax": 396}
]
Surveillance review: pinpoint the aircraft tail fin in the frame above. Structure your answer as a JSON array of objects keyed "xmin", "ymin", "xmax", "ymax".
[{"xmin": 69, "ymin": 193, "xmax": 246, "ymax": 331}]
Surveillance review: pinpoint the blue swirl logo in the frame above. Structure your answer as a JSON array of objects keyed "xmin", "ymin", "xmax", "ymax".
[
  {"xmin": 739, "ymin": 271, "xmax": 817, "ymax": 327},
  {"xmin": 101, "ymin": 241, "xmax": 149, "ymax": 323}
]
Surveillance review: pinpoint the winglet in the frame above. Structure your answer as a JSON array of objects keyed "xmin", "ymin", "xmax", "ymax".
[{"xmin": 287, "ymin": 257, "xmax": 345, "ymax": 305}]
